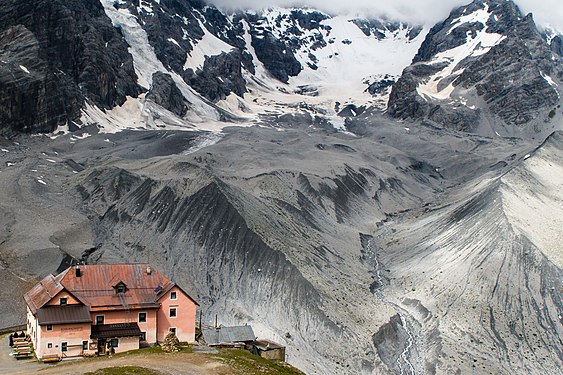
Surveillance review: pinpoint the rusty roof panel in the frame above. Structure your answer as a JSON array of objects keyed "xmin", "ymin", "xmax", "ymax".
[
  {"xmin": 25, "ymin": 264, "xmax": 198, "ymax": 312},
  {"xmin": 24, "ymin": 269, "xmax": 70, "ymax": 314}
]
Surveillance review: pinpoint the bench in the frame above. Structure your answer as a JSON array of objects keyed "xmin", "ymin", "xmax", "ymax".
[{"xmin": 42, "ymin": 354, "xmax": 62, "ymax": 363}]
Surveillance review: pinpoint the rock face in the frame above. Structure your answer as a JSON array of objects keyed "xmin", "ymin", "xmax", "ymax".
[
  {"xmin": 184, "ymin": 50, "xmax": 248, "ymax": 102},
  {"xmin": 250, "ymin": 29, "xmax": 302, "ymax": 83},
  {"xmin": 0, "ymin": 0, "xmax": 141, "ymax": 136},
  {"xmin": 388, "ymin": 0, "xmax": 562, "ymax": 135},
  {"xmin": 146, "ymin": 72, "xmax": 188, "ymax": 117}
]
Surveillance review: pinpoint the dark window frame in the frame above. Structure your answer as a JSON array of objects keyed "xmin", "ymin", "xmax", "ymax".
[
  {"xmin": 138, "ymin": 312, "xmax": 147, "ymax": 323},
  {"xmin": 96, "ymin": 315, "xmax": 105, "ymax": 325},
  {"xmin": 59, "ymin": 297, "xmax": 67, "ymax": 305},
  {"xmin": 110, "ymin": 338, "xmax": 119, "ymax": 348},
  {"xmin": 82, "ymin": 341, "xmax": 88, "ymax": 350},
  {"xmin": 46, "ymin": 324, "xmax": 53, "ymax": 331}
]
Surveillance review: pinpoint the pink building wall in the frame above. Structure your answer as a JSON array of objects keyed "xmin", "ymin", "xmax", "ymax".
[
  {"xmin": 35, "ymin": 322, "xmax": 92, "ymax": 359},
  {"xmin": 90, "ymin": 309, "xmax": 158, "ymax": 343},
  {"xmin": 45, "ymin": 290, "xmax": 81, "ymax": 306},
  {"xmin": 156, "ymin": 286, "xmax": 197, "ymax": 343}
]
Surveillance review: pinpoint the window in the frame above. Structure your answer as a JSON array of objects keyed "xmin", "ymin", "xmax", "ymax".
[
  {"xmin": 96, "ymin": 315, "xmax": 105, "ymax": 325},
  {"xmin": 169, "ymin": 307, "xmax": 177, "ymax": 318},
  {"xmin": 60, "ymin": 297, "xmax": 67, "ymax": 305},
  {"xmin": 170, "ymin": 291, "xmax": 177, "ymax": 300},
  {"xmin": 169, "ymin": 327, "xmax": 176, "ymax": 335},
  {"xmin": 82, "ymin": 341, "xmax": 88, "ymax": 351},
  {"xmin": 110, "ymin": 338, "xmax": 119, "ymax": 348},
  {"xmin": 138, "ymin": 312, "xmax": 147, "ymax": 323},
  {"xmin": 46, "ymin": 324, "xmax": 53, "ymax": 331},
  {"xmin": 47, "ymin": 343, "xmax": 52, "ymax": 349},
  {"xmin": 61, "ymin": 342, "xmax": 68, "ymax": 352},
  {"xmin": 114, "ymin": 281, "xmax": 127, "ymax": 294},
  {"xmin": 139, "ymin": 332, "xmax": 146, "ymax": 341}
]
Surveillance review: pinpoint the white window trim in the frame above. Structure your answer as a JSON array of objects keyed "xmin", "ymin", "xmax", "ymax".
[
  {"xmin": 47, "ymin": 342, "xmax": 53, "ymax": 349},
  {"xmin": 46, "ymin": 324, "xmax": 53, "ymax": 331},
  {"xmin": 170, "ymin": 291, "xmax": 177, "ymax": 300},
  {"xmin": 169, "ymin": 307, "xmax": 177, "ymax": 318},
  {"xmin": 82, "ymin": 340, "xmax": 88, "ymax": 351},
  {"xmin": 169, "ymin": 327, "xmax": 176, "ymax": 334},
  {"xmin": 95, "ymin": 315, "xmax": 105, "ymax": 325},
  {"xmin": 61, "ymin": 341, "xmax": 68, "ymax": 352},
  {"xmin": 138, "ymin": 311, "xmax": 147, "ymax": 323}
]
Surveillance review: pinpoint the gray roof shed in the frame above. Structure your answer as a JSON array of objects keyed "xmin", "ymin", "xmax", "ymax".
[{"xmin": 203, "ymin": 325, "xmax": 255, "ymax": 345}]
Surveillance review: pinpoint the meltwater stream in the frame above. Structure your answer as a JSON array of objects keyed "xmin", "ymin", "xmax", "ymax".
[{"xmin": 366, "ymin": 237, "xmax": 419, "ymax": 375}]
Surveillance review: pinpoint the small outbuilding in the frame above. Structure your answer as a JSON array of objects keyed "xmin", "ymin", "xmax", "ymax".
[
  {"xmin": 252, "ymin": 339, "xmax": 286, "ymax": 361},
  {"xmin": 202, "ymin": 325, "xmax": 256, "ymax": 346}
]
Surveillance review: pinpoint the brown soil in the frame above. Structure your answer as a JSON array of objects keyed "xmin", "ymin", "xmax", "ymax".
[{"xmin": 38, "ymin": 351, "xmax": 233, "ymax": 375}]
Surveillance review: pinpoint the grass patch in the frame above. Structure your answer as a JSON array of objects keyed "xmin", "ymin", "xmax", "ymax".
[
  {"xmin": 216, "ymin": 349, "xmax": 304, "ymax": 375},
  {"xmin": 84, "ymin": 366, "xmax": 162, "ymax": 375}
]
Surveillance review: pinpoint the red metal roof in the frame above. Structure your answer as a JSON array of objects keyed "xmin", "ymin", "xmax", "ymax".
[
  {"xmin": 24, "ymin": 269, "xmax": 70, "ymax": 314},
  {"xmin": 24, "ymin": 264, "xmax": 197, "ymax": 313}
]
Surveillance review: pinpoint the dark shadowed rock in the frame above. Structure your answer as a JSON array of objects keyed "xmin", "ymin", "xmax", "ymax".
[
  {"xmin": 146, "ymin": 72, "xmax": 188, "ymax": 117},
  {"xmin": 184, "ymin": 50, "xmax": 247, "ymax": 102},
  {"xmin": 0, "ymin": 0, "xmax": 141, "ymax": 135},
  {"xmin": 251, "ymin": 31, "xmax": 302, "ymax": 83}
]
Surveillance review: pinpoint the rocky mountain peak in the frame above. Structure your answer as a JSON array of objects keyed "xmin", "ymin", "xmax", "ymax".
[{"xmin": 388, "ymin": 0, "xmax": 562, "ymax": 137}]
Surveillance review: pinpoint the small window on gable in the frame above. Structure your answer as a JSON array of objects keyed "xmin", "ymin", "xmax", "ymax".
[
  {"xmin": 114, "ymin": 281, "xmax": 127, "ymax": 294},
  {"xmin": 46, "ymin": 324, "xmax": 53, "ymax": 331},
  {"xmin": 60, "ymin": 297, "xmax": 67, "ymax": 305},
  {"xmin": 170, "ymin": 291, "xmax": 177, "ymax": 300}
]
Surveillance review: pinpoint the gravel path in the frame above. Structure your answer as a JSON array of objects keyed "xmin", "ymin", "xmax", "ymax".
[{"xmin": 0, "ymin": 336, "xmax": 230, "ymax": 375}]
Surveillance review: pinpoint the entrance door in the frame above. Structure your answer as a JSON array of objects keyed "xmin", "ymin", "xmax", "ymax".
[{"xmin": 97, "ymin": 339, "xmax": 107, "ymax": 355}]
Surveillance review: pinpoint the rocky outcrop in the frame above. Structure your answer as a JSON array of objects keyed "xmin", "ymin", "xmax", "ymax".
[
  {"xmin": 146, "ymin": 72, "xmax": 188, "ymax": 117},
  {"xmin": 388, "ymin": 0, "xmax": 561, "ymax": 134},
  {"xmin": 0, "ymin": 0, "xmax": 140, "ymax": 137},
  {"xmin": 0, "ymin": 0, "xmax": 141, "ymax": 135},
  {"xmin": 352, "ymin": 19, "xmax": 422, "ymax": 41},
  {"xmin": 184, "ymin": 50, "xmax": 247, "ymax": 102},
  {"xmin": 550, "ymin": 35, "xmax": 563, "ymax": 57},
  {"xmin": 250, "ymin": 29, "xmax": 302, "ymax": 83}
]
